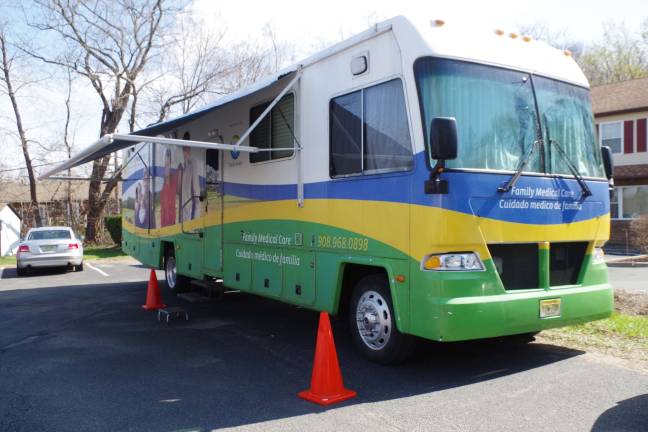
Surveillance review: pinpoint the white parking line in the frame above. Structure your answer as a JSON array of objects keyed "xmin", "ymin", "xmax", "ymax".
[{"xmin": 86, "ymin": 262, "xmax": 109, "ymax": 277}]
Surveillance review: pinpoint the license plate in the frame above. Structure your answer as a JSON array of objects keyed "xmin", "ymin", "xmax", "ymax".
[
  {"xmin": 41, "ymin": 245, "xmax": 57, "ymax": 252},
  {"xmin": 540, "ymin": 298, "xmax": 561, "ymax": 318}
]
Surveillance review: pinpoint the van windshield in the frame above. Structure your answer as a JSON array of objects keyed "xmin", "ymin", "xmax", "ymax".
[{"xmin": 414, "ymin": 57, "xmax": 605, "ymax": 178}]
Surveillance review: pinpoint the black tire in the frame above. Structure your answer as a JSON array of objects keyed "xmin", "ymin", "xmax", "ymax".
[
  {"xmin": 164, "ymin": 249, "xmax": 189, "ymax": 293},
  {"xmin": 16, "ymin": 267, "xmax": 26, "ymax": 277},
  {"xmin": 76, "ymin": 262, "xmax": 84, "ymax": 272},
  {"xmin": 348, "ymin": 274, "xmax": 417, "ymax": 364}
]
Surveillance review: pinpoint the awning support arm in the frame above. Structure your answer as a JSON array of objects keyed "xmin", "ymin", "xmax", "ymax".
[
  {"xmin": 107, "ymin": 134, "xmax": 260, "ymax": 153},
  {"xmin": 233, "ymin": 69, "xmax": 302, "ymax": 149}
]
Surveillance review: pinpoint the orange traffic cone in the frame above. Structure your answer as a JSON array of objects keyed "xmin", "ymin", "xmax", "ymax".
[
  {"xmin": 142, "ymin": 269, "xmax": 166, "ymax": 310},
  {"xmin": 298, "ymin": 311, "xmax": 357, "ymax": 406}
]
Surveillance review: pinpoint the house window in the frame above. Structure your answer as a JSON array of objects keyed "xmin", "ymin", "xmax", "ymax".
[
  {"xmin": 620, "ymin": 186, "xmax": 648, "ymax": 219},
  {"xmin": 610, "ymin": 188, "xmax": 619, "ymax": 219},
  {"xmin": 600, "ymin": 122, "xmax": 623, "ymax": 154},
  {"xmin": 329, "ymin": 78, "xmax": 413, "ymax": 177},
  {"xmin": 249, "ymin": 94, "xmax": 295, "ymax": 164},
  {"xmin": 610, "ymin": 186, "xmax": 648, "ymax": 219}
]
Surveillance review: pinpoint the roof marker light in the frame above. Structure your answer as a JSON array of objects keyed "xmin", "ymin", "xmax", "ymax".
[
  {"xmin": 563, "ymin": 49, "xmax": 573, "ymax": 57},
  {"xmin": 509, "ymin": 32, "xmax": 518, "ymax": 39},
  {"xmin": 494, "ymin": 29, "xmax": 505, "ymax": 36},
  {"xmin": 522, "ymin": 35, "xmax": 532, "ymax": 42},
  {"xmin": 431, "ymin": 19, "xmax": 445, "ymax": 27}
]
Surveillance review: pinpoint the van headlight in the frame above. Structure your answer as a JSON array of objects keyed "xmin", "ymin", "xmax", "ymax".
[
  {"xmin": 422, "ymin": 252, "xmax": 484, "ymax": 271},
  {"xmin": 592, "ymin": 247, "xmax": 606, "ymax": 265}
]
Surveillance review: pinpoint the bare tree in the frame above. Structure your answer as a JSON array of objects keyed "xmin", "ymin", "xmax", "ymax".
[
  {"xmin": 0, "ymin": 27, "xmax": 42, "ymax": 227},
  {"xmin": 28, "ymin": 0, "xmax": 175, "ymax": 242},
  {"xmin": 520, "ymin": 19, "xmax": 648, "ymax": 86},
  {"xmin": 62, "ymin": 69, "xmax": 74, "ymax": 227},
  {"xmin": 579, "ymin": 19, "xmax": 648, "ymax": 85},
  {"xmin": 216, "ymin": 29, "xmax": 295, "ymax": 95},
  {"xmin": 518, "ymin": 22, "xmax": 585, "ymax": 60},
  {"xmin": 138, "ymin": 19, "xmax": 295, "ymax": 127},
  {"xmin": 144, "ymin": 16, "xmax": 231, "ymax": 123}
]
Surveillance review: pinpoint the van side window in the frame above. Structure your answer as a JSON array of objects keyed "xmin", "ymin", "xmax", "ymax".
[
  {"xmin": 249, "ymin": 93, "xmax": 295, "ymax": 163},
  {"xmin": 330, "ymin": 79, "xmax": 413, "ymax": 177},
  {"xmin": 329, "ymin": 91, "xmax": 362, "ymax": 176}
]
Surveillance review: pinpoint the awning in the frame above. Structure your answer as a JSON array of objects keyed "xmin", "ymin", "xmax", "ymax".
[
  {"xmin": 39, "ymin": 68, "xmax": 299, "ymax": 180},
  {"xmin": 39, "ymin": 19, "xmax": 396, "ymax": 182}
]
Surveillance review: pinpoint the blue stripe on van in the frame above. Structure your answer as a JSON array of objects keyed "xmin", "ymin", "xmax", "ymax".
[{"xmin": 124, "ymin": 152, "xmax": 609, "ymax": 225}]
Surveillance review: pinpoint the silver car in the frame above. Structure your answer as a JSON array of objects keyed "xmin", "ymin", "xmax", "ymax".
[{"xmin": 16, "ymin": 227, "xmax": 84, "ymax": 276}]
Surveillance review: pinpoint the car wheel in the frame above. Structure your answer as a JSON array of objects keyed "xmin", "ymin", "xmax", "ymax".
[
  {"xmin": 16, "ymin": 267, "xmax": 27, "ymax": 277},
  {"xmin": 348, "ymin": 274, "xmax": 417, "ymax": 364},
  {"xmin": 76, "ymin": 262, "xmax": 84, "ymax": 272},
  {"xmin": 164, "ymin": 250, "xmax": 189, "ymax": 293}
]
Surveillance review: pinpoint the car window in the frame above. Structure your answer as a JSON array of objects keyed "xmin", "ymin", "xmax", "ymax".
[{"xmin": 28, "ymin": 230, "xmax": 72, "ymax": 240}]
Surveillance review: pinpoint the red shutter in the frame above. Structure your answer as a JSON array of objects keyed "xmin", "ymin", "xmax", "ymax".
[
  {"xmin": 624, "ymin": 120, "xmax": 634, "ymax": 153},
  {"xmin": 637, "ymin": 118, "xmax": 647, "ymax": 153}
]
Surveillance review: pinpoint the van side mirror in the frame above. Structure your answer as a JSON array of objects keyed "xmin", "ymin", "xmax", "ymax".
[
  {"xmin": 601, "ymin": 146, "xmax": 614, "ymax": 181},
  {"xmin": 425, "ymin": 117, "xmax": 458, "ymax": 195},
  {"xmin": 430, "ymin": 117, "xmax": 458, "ymax": 161}
]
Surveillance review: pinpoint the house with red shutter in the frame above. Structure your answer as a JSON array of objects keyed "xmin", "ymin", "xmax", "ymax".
[{"xmin": 592, "ymin": 77, "xmax": 648, "ymax": 248}]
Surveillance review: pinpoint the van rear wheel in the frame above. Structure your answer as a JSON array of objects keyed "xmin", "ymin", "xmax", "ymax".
[
  {"xmin": 164, "ymin": 250, "xmax": 189, "ymax": 293},
  {"xmin": 348, "ymin": 274, "xmax": 416, "ymax": 364}
]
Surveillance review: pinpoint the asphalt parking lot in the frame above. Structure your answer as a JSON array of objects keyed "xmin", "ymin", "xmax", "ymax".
[{"xmin": 0, "ymin": 260, "xmax": 646, "ymax": 432}]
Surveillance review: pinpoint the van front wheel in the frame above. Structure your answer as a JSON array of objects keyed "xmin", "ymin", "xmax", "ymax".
[{"xmin": 348, "ymin": 274, "xmax": 416, "ymax": 364}]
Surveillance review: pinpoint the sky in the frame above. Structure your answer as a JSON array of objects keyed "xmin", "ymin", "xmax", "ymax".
[
  {"xmin": 193, "ymin": 0, "xmax": 647, "ymax": 50},
  {"xmin": 1, "ymin": 0, "xmax": 647, "ymax": 179}
]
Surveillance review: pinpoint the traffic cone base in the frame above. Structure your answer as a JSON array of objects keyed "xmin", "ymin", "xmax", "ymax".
[
  {"xmin": 142, "ymin": 269, "xmax": 166, "ymax": 310},
  {"xmin": 141, "ymin": 303, "xmax": 166, "ymax": 310},
  {"xmin": 298, "ymin": 312, "xmax": 357, "ymax": 406},
  {"xmin": 298, "ymin": 387, "xmax": 357, "ymax": 406}
]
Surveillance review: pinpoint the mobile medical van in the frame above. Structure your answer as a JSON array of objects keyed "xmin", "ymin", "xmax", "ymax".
[{"xmin": 43, "ymin": 16, "xmax": 615, "ymax": 363}]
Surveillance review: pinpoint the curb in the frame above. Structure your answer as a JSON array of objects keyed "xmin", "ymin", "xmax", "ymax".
[
  {"xmin": 605, "ymin": 254, "xmax": 648, "ymax": 268},
  {"xmin": 607, "ymin": 261, "xmax": 648, "ymax": 268}
]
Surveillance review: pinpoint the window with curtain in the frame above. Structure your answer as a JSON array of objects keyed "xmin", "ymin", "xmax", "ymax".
[
  {"xmin": 600, "ymin": 122, "xmax": 622, "ymax": 154},
  {"xmin": 535, "ymin": 76, "xmax": 605, "ymax": 178},
  {"xmin": 414, "ymin": 57, "xmax": 539, "ymax": 172},
  {"xmin": 249, "ymin": 93, "xmax": 295, "ymax": 164},
  {"xmin": 414, "ymin": 57, "xmax": 605, "ymax": 178},
  {"xmin": 330, "ymin": 91, "xmax": 362, "ymax": 176},
  {"xmin": 329, "ymin": 79, "xmax": 413, "ymax": 177}
]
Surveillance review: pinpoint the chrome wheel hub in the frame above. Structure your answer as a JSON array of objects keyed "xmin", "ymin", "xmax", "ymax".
[
  {"xmin": 356, "ymin": 290, "xmax": 391, "ymax": 350},
  {"xmin": 166, "ymin": 256, "xmax": 177, "ymax": 289}
]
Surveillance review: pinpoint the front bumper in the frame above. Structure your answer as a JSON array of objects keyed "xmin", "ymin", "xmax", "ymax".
[
  {"xmin": 17, "ymin": 253, "xmax": 83, "ymax": 268},
  {"xmin": 425, "ymin": 283, "xmax": 613, "ymax": 342}
]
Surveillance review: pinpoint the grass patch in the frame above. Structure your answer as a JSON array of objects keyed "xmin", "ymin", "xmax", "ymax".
[
  {"xmin": 537, "ymin": 312, "xmax": 648, "ymax": 369},
  {"xmin": 558, "ymin": 313, "xmax": 648, "ymax": 340},
  {"xmin": 83, "ymin": 245, "xmax": 127, "ymax": 261},
  {"xmin": 0, "ymin": 245, "xmax": 127, "ymax": 266}
]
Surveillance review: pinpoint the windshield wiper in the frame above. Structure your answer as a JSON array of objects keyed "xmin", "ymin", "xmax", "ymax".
[
  {"xmin": 548, "ymin": 139, "xmax": 592, "ymax": 197},
  {"xmin": 497, "ymin": 139, "xmax": 541, "ymax": 193}
]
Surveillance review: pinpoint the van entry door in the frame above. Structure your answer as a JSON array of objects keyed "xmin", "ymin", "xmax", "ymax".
[{"xmin": 203, "ymin": 148, "xmax": 223, "ymax": 275}]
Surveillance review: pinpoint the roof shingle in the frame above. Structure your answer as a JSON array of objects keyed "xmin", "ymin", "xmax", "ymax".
[{"xmin": 591, "ymin": 77, "xmax": 648, "ymax": 116}]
